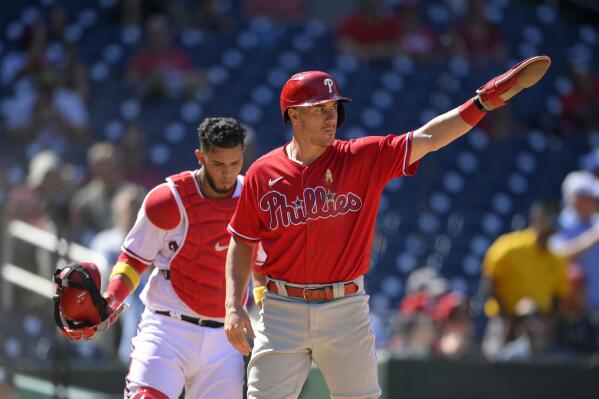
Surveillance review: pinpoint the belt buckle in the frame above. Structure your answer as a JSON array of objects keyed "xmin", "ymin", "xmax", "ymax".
[
  {"xmin": 171, "ymin": 311, "xmax": 182, "ymax": 320},
  {"xmin": 302, "ymin": 287, "xmax": 317, "ymax": 300}
]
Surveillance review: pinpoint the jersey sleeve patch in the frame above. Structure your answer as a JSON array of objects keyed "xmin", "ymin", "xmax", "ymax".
[{"xmin": 145, "ymin": 184, "xmax": 181, "ymax": 230}]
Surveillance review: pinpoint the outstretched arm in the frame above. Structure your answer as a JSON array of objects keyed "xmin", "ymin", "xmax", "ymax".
[
  {"xmin": 410, "ymin": 102, "xmax": 481, "ymax": 164},
  {"xmin": 410, "ymin": 55, "xmax": 551, "ymax": 165},
  {"xmin": 553, "ymin": 225, "xmax": 599, "ymax": 261}
]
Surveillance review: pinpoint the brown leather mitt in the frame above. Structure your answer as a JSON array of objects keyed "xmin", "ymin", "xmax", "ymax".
[{"xmin": 477, "ymin": 55, "xmax": 551, "ymax": 111}]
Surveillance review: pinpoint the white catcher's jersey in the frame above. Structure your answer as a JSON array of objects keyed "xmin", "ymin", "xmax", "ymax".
[{"xmin": 121, "ymin": 175, "xmax": 255, "ymax": 321}]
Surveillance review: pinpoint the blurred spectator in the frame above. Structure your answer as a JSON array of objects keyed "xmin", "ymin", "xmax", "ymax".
[
  {"xmin": 399, "ymin": 291, "xmax": 431, "ymax": 316},
  {"xmin": 451, "ymin": 1, "xmax": 506, "ymax": 67},
  {"xmin": 581, "ymin": 148, "xmax": 599, "ymax": 179},
  {"xmin": 480, "ymin": 313, "xmax": 508, "ymax": 360},
  {"xmin": 195, "ymin": 0, "xmax": 233, "ymax": 34},
  {"xmin": 557, "ymin": 171, "xmax": 599, "ymax": 229},
  {"xmin": 387, "ymin": 312, "xmax": 436, "ymax": 358},
  {"xmin": 480, "ymin": 201, "xmax": 569, "ymax": 319},
  {"xmin": 433, "ymin": 291, "xmax": 480, "ymax": 359},
  {"xmin": 91, "ymin": 184, "xmax": 148, "ymax": 364},
  {"xmin": 553, "ymin": 264, "xmax": 598, "ymax": 356},
  {"xmin": 90, "ymin": 184, "xmax": 147, "ymax": 288},
  {"xmin": 307, "ymin": 0, "xmax": 356, "ymax": 27},
  {"xmin": 3, "ymin": 150, "xmax": 75, "ymax": 290},
  {"xmin": 12, "ymin": 19, "xmax": 49, "ymax": 83},
  {"xmin": 60, "ymin": 41, "xmax": 90, "ymax": 100},
  {"xmin": 387, "ymin": 267, "xmax": 449, "ymax": 357},
  {"xmin": 126, "ymin": 14, "xmax": 205, "ymax": 100},
  {"xmin": 396, "ymin": 5, "xmax": 436, "ymax": 62},
  {"xmin": 559, "ymin": 64, "xmax": 599, "ymax": 134},
  {"xmin": 404, "ymin": 266, "xmax": 448, "ymax": 299},
  {"xmin": 551, "ymin": 171, "xmax": 599, "ymax": 324},
  {"xmin": 2, "ymin": 66, "xmax": 90, "ymax": 152},
  {"xmin": 120, "ymin": 125, "xmax": 163, "ymax": 190},
  {"xmin": 48, "ymin": 5, "xmax": 68, "ymax": 43},
  {"xmin": 4, "ymin": 150, "xmax": 73, "ymax": 232},
  {"xmin": 496, "ymin": 298, "xmax": 551, "ymax": 361},
  {"xmin": 243, "ymin": 0, "xmax": 306, "ymax": 25},
  {"xmin": 70, "ymin": 142, "xmax": 131, "ymax": 245},
  {"xmin": 118, "ymin": 0, "xmax": 166, "ymax": 27},
  {"xmin": 337, "ymin": 0, "xmax": 400, "ymax": 63}
]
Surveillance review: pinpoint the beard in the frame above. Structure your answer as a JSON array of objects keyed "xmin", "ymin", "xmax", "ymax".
[{"xmin": 204, "ymin": 168, "xmax": 236, "ymax": 195}]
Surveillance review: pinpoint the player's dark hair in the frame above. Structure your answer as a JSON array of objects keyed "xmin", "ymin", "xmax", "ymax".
[
  {"xmin": 529, "ymin": 199, "xmax": 559, "ymax": 219},
  {"xmin": 197, "ymin": 117, "xmax": 246, "ymax": 151}
]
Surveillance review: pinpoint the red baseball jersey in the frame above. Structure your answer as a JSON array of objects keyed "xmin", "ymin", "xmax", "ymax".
[{"xmin": 228, "ymin": 132, "xmax": 419, "ymax": 284}]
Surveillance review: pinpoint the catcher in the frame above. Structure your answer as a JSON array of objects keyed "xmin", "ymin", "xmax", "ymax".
[{"xmin": 55, "ymin": 117, "xmax": 263, "ymax": 399}]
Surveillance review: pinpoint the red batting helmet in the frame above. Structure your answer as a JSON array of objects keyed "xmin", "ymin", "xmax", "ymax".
[
  {"xmin": 280, "ymin": 71, "xmax": 352, "ymax": 126},
  {"xmin": 53, "ymin": 262, "xmax": 107, "ymax": 328}
]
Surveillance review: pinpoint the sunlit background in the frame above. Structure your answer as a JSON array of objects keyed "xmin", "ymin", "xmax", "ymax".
[{"xmin": 0, "ymin": 0, "xmax": 598, "ymax": 398}]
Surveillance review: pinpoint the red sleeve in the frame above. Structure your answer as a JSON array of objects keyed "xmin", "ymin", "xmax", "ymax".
[
  {"xmin": 145, "ymin": 184, "xmax": 181, "ymax": 230},
  {"xmin": 228, "ymin": 170, "xmax": 263, "ymax": 242},
  {"xmin": 358, "ymin": 132, "xmax": 419, "ymax": 187}
]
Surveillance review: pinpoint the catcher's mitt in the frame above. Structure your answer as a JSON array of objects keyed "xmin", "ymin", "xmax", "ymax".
[{"xmin": 53, "ymin": 261, "xmax": 125, "ymax": 341}]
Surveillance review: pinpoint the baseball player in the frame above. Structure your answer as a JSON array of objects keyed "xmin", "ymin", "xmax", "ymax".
[
  {"xmin": 224, "ymin": 56, "xmax": 551, "ymax": 399},
  {"xmin": 57, "ymin": 117, "xmax": 259, "ymax": 399}
]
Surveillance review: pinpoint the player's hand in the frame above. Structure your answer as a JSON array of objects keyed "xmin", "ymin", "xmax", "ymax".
[{"xmin": 224, "ymin": 307, "xmax": 255, "ymax": 356}]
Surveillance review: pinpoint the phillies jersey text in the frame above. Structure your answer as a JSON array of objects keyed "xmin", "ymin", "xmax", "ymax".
[{"xmin": 228, "ymin": 133, "xmax": 418, "ymax": 284}]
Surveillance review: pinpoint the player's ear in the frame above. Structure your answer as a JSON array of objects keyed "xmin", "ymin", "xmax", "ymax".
[
  {"xmin": 288, "ymin": 108, "xmax": 298, "ymax": 122},
  {"xmin": 195, "ymin": 149, "xmax": 205, "ymax": 165}
]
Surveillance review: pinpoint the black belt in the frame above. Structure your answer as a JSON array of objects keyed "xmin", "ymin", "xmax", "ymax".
[
  {"xmin": 154, "ymin": 310, "xmax": 224, "ymax": 328},
  {"xmin": 156, "ymin": 270, "xmax": 224, "ymax": 328}
]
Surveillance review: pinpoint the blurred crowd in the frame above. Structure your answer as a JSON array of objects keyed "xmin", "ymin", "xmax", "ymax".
[
  {"xmin": 384, "ymin": 165, "xmax": 599, "ymax": 362},
  {"xmin": 0, "ymin": 0, "xmax": 597, "ymax": 373}
]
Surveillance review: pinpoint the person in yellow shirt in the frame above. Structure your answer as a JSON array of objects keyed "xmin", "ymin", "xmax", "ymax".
[{"xmin": 480, "ymin": 201, "xmax": 569, "ymax": 318}]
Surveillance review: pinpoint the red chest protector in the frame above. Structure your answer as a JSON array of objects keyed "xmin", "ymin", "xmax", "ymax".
[{"xmin": 168, "ymin": 171, "xmax": 245, "ymax": 318}]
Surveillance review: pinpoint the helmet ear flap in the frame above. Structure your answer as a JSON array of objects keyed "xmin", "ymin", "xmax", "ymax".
[{"xmin": 337, "ymin": 102, "xmax": 346, "ymax": 127}]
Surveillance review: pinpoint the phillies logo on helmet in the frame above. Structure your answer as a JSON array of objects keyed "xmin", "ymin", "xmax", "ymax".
[
  {"xmin": 259, "ymin": 186, "xmax": 363, "ymax": 230},
  {"xmin": 324, "ymin": 78, "xmax": 334, "ymax": 93}
]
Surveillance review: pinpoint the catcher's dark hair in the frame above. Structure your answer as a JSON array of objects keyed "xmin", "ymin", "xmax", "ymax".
[{"xmin": 197, "ymin": 117, "xmax": 246, "ymax": 151}]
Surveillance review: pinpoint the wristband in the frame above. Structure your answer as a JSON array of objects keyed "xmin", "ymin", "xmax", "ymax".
[
  {"xmin": 253, "ymin": 286, "xmax": 266, "ymax": 305},
  {"xmin": 105, "ymin": 277, "xmax": 131, "ymax": 304},
  {"xmin": 110, "ymin": 262, "xmax": 142, "ymax": 289},
  {"xmin": 458, "ymin": 96, "xmax": 487, "ymax": 126}
]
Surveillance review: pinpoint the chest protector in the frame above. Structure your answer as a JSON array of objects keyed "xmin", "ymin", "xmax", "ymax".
[{"xmin": 168, "ymin": 171, "xmax": 244, "ymax": 318}]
